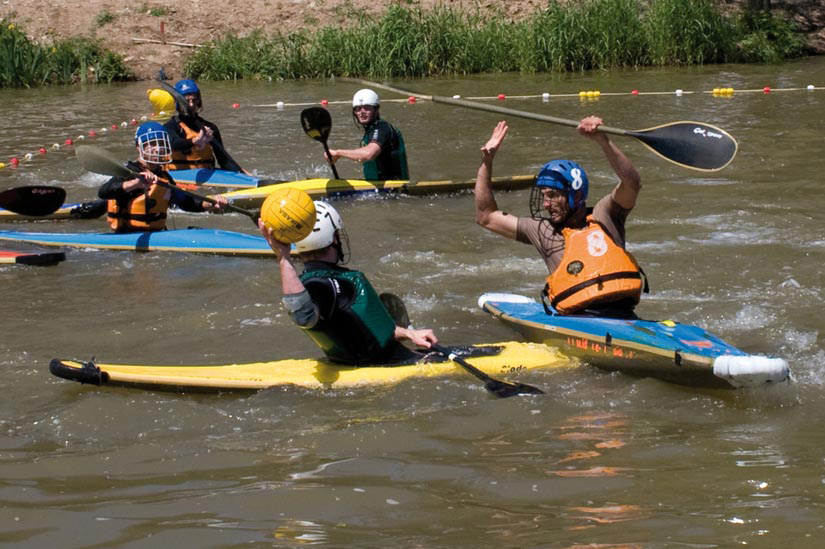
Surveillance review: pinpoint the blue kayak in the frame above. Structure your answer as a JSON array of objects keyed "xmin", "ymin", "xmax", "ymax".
[
  {"xmin": 0, "ymin": 228, "xmax": 275, "ymax": 257},
  {"xmin": 479, "ymin": 293, "xmax": 789, "ymax": 389},
  {"xmin": 168, "ymin": 169, "xmax": 263, "ymax": 189}
]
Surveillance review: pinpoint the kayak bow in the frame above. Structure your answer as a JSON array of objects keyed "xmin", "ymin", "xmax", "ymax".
[{"xmin": 479, "ymin": 293, "xmax": 789, "ymax": 389}]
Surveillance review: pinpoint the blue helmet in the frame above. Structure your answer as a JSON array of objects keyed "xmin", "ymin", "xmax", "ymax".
[
  {"xmin": 535, "ymin": 159, "xmax": 589, "ymax": 210},
  {"xmin": 134, "ymin": 121, "xmax": 166, "ymax": 144},
  {"xmin": 174, "ymin": 79, "xmax": 200, "ymax": 96},
  {"xmin": 134, "ymin": 121, "xmax": 171, "ymax": 165}
]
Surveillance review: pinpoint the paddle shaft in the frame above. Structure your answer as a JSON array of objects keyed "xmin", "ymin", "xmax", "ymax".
[
  {"xmin": 75, "ymin": 145, "xmax": 258, "ymax": 222},
  {"xmin": 321, "ymin": 139, "xmax": 341, "ymax": 179},
  {"xmin": 432, "ymin": 343, "xmax": 497, "ymax": 383},
  {"xmin": 341, "ymin": 78, "xmax": 738, "ymax": 172},
  {"xmin": 342, "ymin": 78, "xmax": 629, "ymax": 138},
  {"xmin": 150, "ymin": 170, "xmax": 259, "ymax": 222},
  {"xmin": 379, "ymin": 293, "xmax": 544, "ymax": 398},
  {"xmin": 156, "ymin": 80, "xmax": 245, "ymax": 172}
]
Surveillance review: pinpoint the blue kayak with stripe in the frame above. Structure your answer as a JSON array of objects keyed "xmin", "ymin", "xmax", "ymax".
[
  {"xmin": 0, "ymin": 228, "xmax": 275, "ymax": 257},
  {"xmin": 168, "ymin": 169, "xmax": 262, "ymax": 189},
  {"xmin": 479, "ymin": 293, "xmax": 789, "ymax": 389}
]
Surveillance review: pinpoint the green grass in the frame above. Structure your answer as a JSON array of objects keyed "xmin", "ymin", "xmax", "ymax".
[
  {"xmin": 185, "ymin": 0, "xmax": 807, "ymax": 81},
  {"xmin": 0, "ymin": 19, "xmax": 134, "ymax": 87},
  {"xmin": 93, "ymin": 9, "xmax": 116, "ymax": 29}
]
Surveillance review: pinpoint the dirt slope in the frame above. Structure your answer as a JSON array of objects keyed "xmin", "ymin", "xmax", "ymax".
[
  {"xmin": 2, "ymin": 0, "xmax": 821, "ymax": 80},
  {"xmin": 2, "ymin": 0, "xmax": 544, "ymax": 79}
]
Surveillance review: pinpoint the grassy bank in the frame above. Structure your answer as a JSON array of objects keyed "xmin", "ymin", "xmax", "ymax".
[
  {"xmin": 185, "ymin": 0, "xmax": 805, "ymax": 81},
  {"xmin": 0, "ymin": 19, "xmax": 133, "ymax": 87}
]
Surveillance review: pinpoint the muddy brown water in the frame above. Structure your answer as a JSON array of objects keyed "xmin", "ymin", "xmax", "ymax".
[{"xmin": 2, "ymin": 58, "xmax": 825, "ymax": 547}]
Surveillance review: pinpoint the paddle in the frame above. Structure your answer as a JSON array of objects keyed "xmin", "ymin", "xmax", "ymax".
[
  {"xmin": 342, "ymin": 78, "xmax": 738, "ymax": 172},
  {"xmin": 0, "ymin": 185, "xmax": 66, "ymax": 216},
  {"xmin": 74, "ymin": 145, "xmax": 260, "ymax": 225},
  {"xmin": 379, "ymin": 293, "xmax": 544, "ymax": 398},
  {"xmin": 300, "ymin": 107, "xmax": 341, "ymax": 179},
  {"xmin": 155, "ymin": 79, "xmax": 245, "ymax": 172}
]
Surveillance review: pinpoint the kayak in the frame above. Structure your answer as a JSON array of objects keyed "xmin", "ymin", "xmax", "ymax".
[
  {"xmin": 0, "ymin": 201, "xmax": 106, "ymax": 221},
  {"xmin": 168, "ymin": 168, "xmax": 261, "ymax": 189},
  {"xmin": 0, "ymin": 228, "xmax": 275, "ymax": 257},
  {"xmin": 215, "ymin": 175, "xmax": 536, "ymax": 209},
  {"xmin": 0, "ymin": 249, "xmax": 66, "ymax": 266},
  {"xmin": 479, "ymin": 293, "xmax": 789, "ymax": 389},
  {"xmin": 0, "ymin": 174, "xmax": 535, "ymax": 221},
  {"xmin": 49, "ymin": 341, "xmax": 566, "ymax": 392}
]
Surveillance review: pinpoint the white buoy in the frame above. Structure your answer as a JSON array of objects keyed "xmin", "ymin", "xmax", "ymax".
[
  {"xmin": 807, "ymin": 84, "xmax": 815, "ymax": 90},
  {"xmin": 276, "ymin": 101, "xmax": 284, "ymax": 110},
  {"xmin": 542, "ymin": 92, "xmax": 550, "ymax": 102},
  {"xmin": 24, "ymin": 153, "xmax": 33, "ymax": 161},
  {"xmin": 675, "ymin": 89, "xmax": 684, "ymax": 96},
  {"xmin": 452, "ymin": 94, "xmax": 461, "ymax": 99}
]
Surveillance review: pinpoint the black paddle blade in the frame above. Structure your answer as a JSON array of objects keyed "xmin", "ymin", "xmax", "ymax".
[
  {"xmin": 0, "ymin": 186, "xmax": 66, "ymax": 216},
  {"xmin": 485, "ymin": 379, "xmax": 545, "ymax": 398},
  {"xmin": 380, "ymin": 293, "xmax": 411, "ymax": 328},
  {"xmin": 300, "ymin": 107, "xmax": 332, "ymax": 142},
  {"xmin": 630, "ymin": 121, "xmax": 738, "ymax": 172}
]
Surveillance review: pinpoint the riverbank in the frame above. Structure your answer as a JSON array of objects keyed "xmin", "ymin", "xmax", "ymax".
[{"xmin": 2, "ymin": 0, "xmax": 823, "ymax": 81}]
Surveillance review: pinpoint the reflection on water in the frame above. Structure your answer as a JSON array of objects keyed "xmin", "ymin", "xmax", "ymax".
[{"xmin": 2, "ymin": 57, "xmax": 825, "ymax": 546}]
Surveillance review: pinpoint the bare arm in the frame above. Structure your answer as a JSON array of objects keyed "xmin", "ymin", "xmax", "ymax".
[
  {"xmin": 577, "ymin": 116, "xmax": 641, "ymax": 210},
  {"xmin": 474, "ymin": 121, "xmax": 519, "ymax": 239},
  {"xmin": 259, "ymin": 220, "xmax": 304, "ymax": 295},
  {"xmin": 327, "ymin": 142, "xmax": 381, "ymax": 164}
]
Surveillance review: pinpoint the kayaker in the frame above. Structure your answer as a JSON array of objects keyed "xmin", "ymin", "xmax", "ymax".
[
  {"xmin": 64, "ymin": 88, "xmax": 178, "ymax": 220},
  {"xmin": 325, "ymin": 89, "xmax": 409, "ymax": 181},
  {"xmin": 474, "ymin": 117, "xmax": 645, "ymax": 318},
  {"xmin": 98, "ymin": 121, "xmax": 227, "ymax": 233},
  {"xmin": 164, "ymin": 79, "xmax": 249, "ymax": 174},
  {"xmin": 259, "ymin": 201, "xmax": 437, "ymax": 364}
]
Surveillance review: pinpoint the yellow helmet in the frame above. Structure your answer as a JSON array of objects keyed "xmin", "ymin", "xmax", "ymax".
[{"xmin": 148, "ymin": 88, "xmax": 175, "ymax": 121}]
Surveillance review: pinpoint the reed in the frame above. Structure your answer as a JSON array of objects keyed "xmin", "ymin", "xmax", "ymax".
[
  {"xmin": 0, "ymin": 19, "xmax": 133, "ymax": 87},
  {"xmin": 182, "ymin": 1, "xmax": 807, "ymax": 80}
]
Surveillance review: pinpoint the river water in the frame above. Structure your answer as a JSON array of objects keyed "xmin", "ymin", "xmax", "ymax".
[{"xmin": 2, "ymin": 57, "xmax": 825, "ymax": 547}]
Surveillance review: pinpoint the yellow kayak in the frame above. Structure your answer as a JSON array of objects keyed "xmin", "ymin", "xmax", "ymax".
[
  {"xmin": 49, "ymin": 341, "xmax": 567, "ymax": 392},
  {"xmin": 213, "ymin": 175, "xmax": 536, "ymax": 209}
]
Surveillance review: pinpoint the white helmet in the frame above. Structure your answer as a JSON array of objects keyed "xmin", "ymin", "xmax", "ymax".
[
  {"xmin": 295, "ymin": 201, "xmax": 350, "ymax": 262},
  {"xmin": 352, "ymin": 88, "xmax": 379, "ymax": 108}
]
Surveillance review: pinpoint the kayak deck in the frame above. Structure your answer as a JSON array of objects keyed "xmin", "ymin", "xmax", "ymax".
[
  {"xmin": 0, "ymin": 228, "xmax": 276, "ymax": 257},
  {"xmin": 49, "ymin": 341, "xmax": 568, "ymax": 392},
  {"xmin": 479, "ymin": 293, "xmax": 789, "ymax": 389},
  {"xmin": 216, "ymin": 175, "xmax": 536, "ymax": 209}
]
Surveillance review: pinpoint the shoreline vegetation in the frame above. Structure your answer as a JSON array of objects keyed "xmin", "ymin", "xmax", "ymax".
[
  {"xmin": 1, "ymin": 0, "xmax": 806, "ymax": 88},
  {"xmin": 0, "ymin": 21, "xmax": 133, "ymax": 87}
]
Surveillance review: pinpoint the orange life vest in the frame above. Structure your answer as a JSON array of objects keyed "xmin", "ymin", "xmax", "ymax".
[
  {"xmin": 106, "ymin": 173, "xmax": 173, "ymax": 232},
  {"xmin": 545, "ymin": 217, "xmax": 644, "ymax": 314},
  {"xmin": 167, "ymin": 120, "xmax": 215, "ymax": 170}
]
